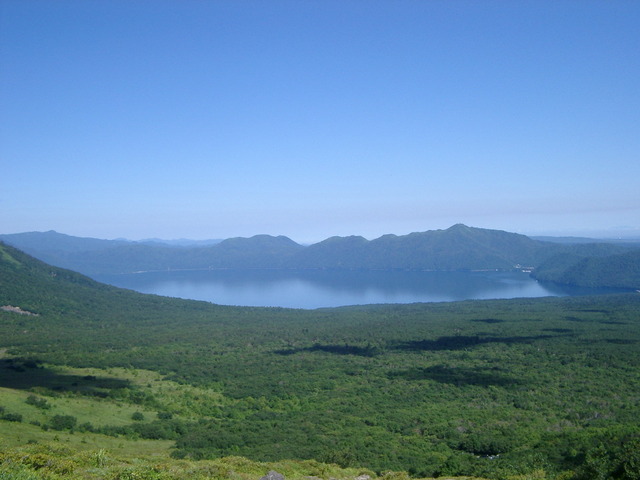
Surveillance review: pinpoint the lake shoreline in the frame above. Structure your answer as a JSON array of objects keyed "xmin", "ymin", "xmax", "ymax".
[{"xmin": 92, "ymin": 269, "xmax": 629, "ymax": 310}]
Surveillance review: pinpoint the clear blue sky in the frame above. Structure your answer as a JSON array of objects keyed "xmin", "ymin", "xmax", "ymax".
[{"xmin": 1, "ymin": 1, "xmax": 639, "ymax": 243}]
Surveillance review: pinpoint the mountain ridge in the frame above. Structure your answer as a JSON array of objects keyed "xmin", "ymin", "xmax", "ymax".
[
  {"xmin": 2, "ymin": 225, "xmax": 639, "ymax": 288},
  {"xmin": 1, "ymin": 225, "xmax": 544, "ymax": 274}
]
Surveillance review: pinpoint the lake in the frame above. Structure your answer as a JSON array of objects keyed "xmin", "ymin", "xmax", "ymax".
[{"xmin": 93, "ymin": 269, "xmax": 623, "ymax": 309}]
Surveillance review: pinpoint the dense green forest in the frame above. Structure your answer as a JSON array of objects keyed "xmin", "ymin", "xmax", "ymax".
[
  {"xmin": 2, "ymin": 241, "xmax": 640, "ymax": 479},
  {"xmin": 532, "ymin": 249, "xmax": 640, "ymax": 289}
]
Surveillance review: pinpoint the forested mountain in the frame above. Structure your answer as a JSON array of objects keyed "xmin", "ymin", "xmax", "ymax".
[
  {"xmin": 2, "ymin": 241, "xmax": 640, "ymax": 479},
  {"xmin": 0, "ymin": 231, "xmax": 304, "ymax": 274},
  {"xmin": 0, "ymin": 224, "xmax": 563, "ymax": 274},
  {"xmin": 0, "ymin": 230, "xmax": 130, "ymax": 259},
  {"xmin": 533, "ymin": 248, "xmax": 640, "ymax": 289},
  {"xmin": 2, "ymin": 225, "xmax": 638, "ymax": 290},
  {"xmin": 532, "ymin": 235, "xmax": 640, "ymax": 245},
  {"xmin": 293, "ymin": 224, "xmax": 548, "ymax": 270}
]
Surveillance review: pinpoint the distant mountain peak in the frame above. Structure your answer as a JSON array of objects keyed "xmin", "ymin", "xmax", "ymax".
[{"xmin": 448, "ymin": 223, "xmax": 470, "ymax": 229}]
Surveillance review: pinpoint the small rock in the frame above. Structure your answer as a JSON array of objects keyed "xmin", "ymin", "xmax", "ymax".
[
  {"xmin": 355, "ymin": 476, "xmax": 371, "ymax": 480},
  {"xmin": 260, "ymin": 471, "xmax": 285, "ymax": 480}
]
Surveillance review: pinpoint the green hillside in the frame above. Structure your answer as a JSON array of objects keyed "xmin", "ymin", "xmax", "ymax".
[
  {"xmin": 2, "ymin": 241, "xmax": 640, "ymax": 479},
  {"xmin": 533, "ymin": 249, "xmax": 640, "ymax": 289}
]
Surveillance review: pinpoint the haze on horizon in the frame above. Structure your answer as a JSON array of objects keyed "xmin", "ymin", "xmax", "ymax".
[{"xmin": 1, "ymin": 1, "xmax": 639, "ymax": 244}]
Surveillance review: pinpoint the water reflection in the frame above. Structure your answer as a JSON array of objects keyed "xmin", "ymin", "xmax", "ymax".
[{"xmin": 93, "ymin": 269, "xmax": 625, "ymax": 309}]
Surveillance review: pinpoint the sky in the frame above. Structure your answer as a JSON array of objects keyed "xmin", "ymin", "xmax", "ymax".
[{"xmin": 1, "ymin": 1, "xmax": 639, "ymax": 243}]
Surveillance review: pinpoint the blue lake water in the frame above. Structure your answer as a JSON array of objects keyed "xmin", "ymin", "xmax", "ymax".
[{"xmin": 93, "ymin": 269, "xmax": 624, "ymax": 309}]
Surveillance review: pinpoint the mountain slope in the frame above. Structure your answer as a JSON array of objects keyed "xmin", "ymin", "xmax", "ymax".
[
  {"xmin": 0, "ymin": 240, "xmax": 109, "ymax": 315},
  {"xmin": 292, "ymin": 235, "xmax": 370, "ymax": 268},
  {"xmin": 0, "ymin": 230, "xmax": 129, "ymax": 253},
  {"xmin": 369, "ymin": 224, "xmax": 545, "ymax": 270},
  {"xmin": 288, "ymin": 224, "xmax": 548, "ymax": 270},
  {"xmin": 533, "ymin": 249, "xmax": 640, "ymax": 289},
  {"xmin": 204, "ymin": 234, "xmax": 304, "ymax": 268},
  {"xmin": 3, "ymin": 226, "xmax": 639, "ymax": 290},
  {"xmin": 0, "ymin": 225, "xmax": 554, "ymax": 274},
  {"xmin": 0, "ymin": 232, "xmax": 305, "ymax": 274}
]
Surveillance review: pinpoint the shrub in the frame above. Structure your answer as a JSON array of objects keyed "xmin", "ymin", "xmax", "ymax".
[
  {"xmin": 77, "ymin": 422, "xmax": 96, "ymax": 432},
  {"xmin": 25, "ymin": 395, "xmax": 50, "ymax": 410},
  {"xmin": 49, "ymin": 414, "xmax": 77, "ymax": 431},
  {"xmin": 1, "ymin": 413, "xmax": 23, "ymax": 422},
  {"xmin": 131, "ymin": 412, "xmax": 145, "ymax": 421}
]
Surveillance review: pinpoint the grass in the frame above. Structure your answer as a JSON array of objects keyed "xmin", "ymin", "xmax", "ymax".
[
  {"xmin": 0, "ymin": 441, "xmax": 487, "ymax": 480},
  {"xmin": 0, "ymin": 421, "xmax": 173, "ymax": 457},
  {"xmin": 0, "ymin": 386, "xmax": 155, "ymax": 428},
  {"xmin": 0, "ymin": 361, "xmax": 185, "ymax": 458},
  {"xmin": 0, "ymin": 357, "xmax": 227, "ymax": 421}
]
